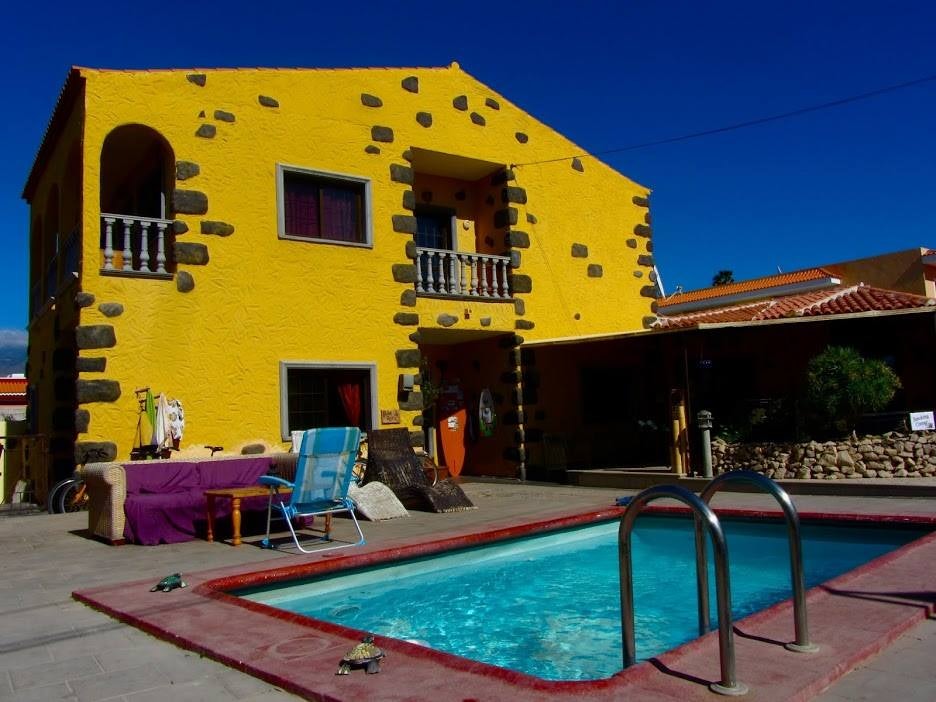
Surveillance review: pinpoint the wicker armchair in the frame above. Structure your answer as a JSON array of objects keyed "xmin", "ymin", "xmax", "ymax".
[
  {"xmin": 83, "ymin": 462, "xmax": 128, "ymax": 544},
  {"xmin": 362, "ymin": 428, "xmax": 475, "ymax": 512}
]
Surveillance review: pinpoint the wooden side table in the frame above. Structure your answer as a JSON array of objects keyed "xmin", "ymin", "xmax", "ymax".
[{"xmin": 204, "ymin": 486, "xmax": 291, "ymax": 546}]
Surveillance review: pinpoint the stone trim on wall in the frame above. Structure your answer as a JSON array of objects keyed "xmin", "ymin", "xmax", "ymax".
[
  {"xmin": 75, "ymin": 409, "xmax": 90, "ymax": 433},
  {"xmin": 390, "ymin": 164, "xmax": 414, "ymax": 184},
  {"xmin": 176, "ymin": 161, "xmax": 200, "ymax": 180},
  {"xmin": 200, "ymin": 221, "xmax": 234, "ymax": 236},
  {"xmin": 394, "ymin": 312, "xmax": 419, "ymax": 326},
  {"xmin": 76, "ymin": 379, "xmax": 121, "ymax": 404},
  {"xmin": 371, "ymin": 126, "xmax": 394, "ymax": 143},
  {"xmin": 634, "ymin": 223, "xmax": 652, "ymax": 237},
  {"xmin": 76, "ymin": 325, "xmax": 116, "ymax": 349},
  {"xmin": 173, "ymin": 190, "xmax": 208, "ymax": 215},
  {"xmin": 174, "ymin": 242, "xmax": 210, "ymax": 265},
  {"xmin": 76, "ymin": 357, "xmax": 106, "ymax": 373},
  {"xmin": 98, "ymin": 303, "xmax": 123, "ymax": 318},
  {"xmin": 176, "ymin": 271, "xmax": 195, "ymax": 292}
]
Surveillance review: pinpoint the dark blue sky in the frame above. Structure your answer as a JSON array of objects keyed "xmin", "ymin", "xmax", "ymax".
[{"xmin": 3, "ymin": 0, "xmax": 934, "ymax": 335}]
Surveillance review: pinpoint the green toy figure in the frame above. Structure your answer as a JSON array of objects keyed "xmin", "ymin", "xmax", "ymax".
[{"xmin": 150, "ymin": 573, "xmax": 187, "ymax": 592}]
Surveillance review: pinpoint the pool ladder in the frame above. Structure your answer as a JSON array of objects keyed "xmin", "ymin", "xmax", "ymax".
[{"xmin": 618, "ymin": 471, "xmax": 818, "ymax": 697}]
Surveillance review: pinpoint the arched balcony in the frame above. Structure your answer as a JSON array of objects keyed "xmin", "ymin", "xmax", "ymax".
[{"xmin": 99, "ymin": 125, "xmax": 175, "ymax": 278}]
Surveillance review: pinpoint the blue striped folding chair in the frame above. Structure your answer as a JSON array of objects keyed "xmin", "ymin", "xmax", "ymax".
[{"xmin": 259, "ymin": 427, "xmax": 365, "ymax": 553}]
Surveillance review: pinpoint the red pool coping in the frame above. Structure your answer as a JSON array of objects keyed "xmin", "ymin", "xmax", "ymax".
[{"xmin": 73, "ymin": 505, "xmax": 936, "ymax": 701}]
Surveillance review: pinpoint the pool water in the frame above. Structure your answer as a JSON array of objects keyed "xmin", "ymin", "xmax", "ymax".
[{"xmin": 239, "ymin": 516, "xmax": 927, "ymax": 681}]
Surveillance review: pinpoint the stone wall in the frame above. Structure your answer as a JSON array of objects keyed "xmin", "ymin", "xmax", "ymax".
[{"xmin": 712, "ymin": 431, "xmax": 936, "ymax": 479}]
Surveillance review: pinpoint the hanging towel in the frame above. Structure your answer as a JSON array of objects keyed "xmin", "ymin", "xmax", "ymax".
[{"xmin": 155, "ymin": 393, "xmax": 172, "ymax": 449}]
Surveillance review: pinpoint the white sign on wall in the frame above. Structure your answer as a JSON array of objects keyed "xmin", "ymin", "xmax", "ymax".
[{"xmin": 909, "ymin": 411, "xmax": 936, "ymax": 431}]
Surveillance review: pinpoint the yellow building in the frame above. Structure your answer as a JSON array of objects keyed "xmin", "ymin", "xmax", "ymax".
[{"xmin": 24, "ymin": 63, "xmax": 657, "ymax": 492}]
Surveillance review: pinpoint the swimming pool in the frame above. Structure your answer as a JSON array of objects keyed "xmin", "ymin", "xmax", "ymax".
[{"xmin": 237, "ymin": 515, "xmax": 928, "ymax": 681}]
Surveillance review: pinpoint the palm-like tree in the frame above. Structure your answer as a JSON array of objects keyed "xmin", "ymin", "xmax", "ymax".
[{"xmin": 712, "ymin": 270, "xmax": 735, "ymax": 286}]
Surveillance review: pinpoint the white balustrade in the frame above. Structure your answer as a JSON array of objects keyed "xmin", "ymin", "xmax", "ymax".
[
  {"xmin": 414, "ymin": 247, "xmax": 511, "ymax": 299},
  {"xmin": 100, "ymin": 213, "xmax": 173, "ymax": 276}
]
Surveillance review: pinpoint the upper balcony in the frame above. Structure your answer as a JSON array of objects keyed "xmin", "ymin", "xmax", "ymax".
[
  {"xmin": 100, "ymin": 214, "xmax": 173, "ymax": 279},
  {"xmin": 407, "ymin": 150, "xmax": 516, "ymax": 303},
  {"xmin": 97, "ymin": 125, "xmax": 176, "ymax": 280},
  {"xmin": 414, "ymin": 247, "xmax": 511, "ymax": 299}
]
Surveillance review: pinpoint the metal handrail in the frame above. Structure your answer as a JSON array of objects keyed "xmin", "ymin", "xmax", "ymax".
[
  {"xmin": 619, "ymin": 484, "xmax": 748, "ymax": 696},
  {"xmin": 696, "ymin": 470, "xmax": 818, "ymax": 653}
]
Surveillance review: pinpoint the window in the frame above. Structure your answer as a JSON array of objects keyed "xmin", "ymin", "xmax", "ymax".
[
  {"xmin": 280, "ymin": 362, "xmax": 375, "ymax": 438},
  {"xmin": 278, "ymin": 165, "xmax": 371, "ymax": 245},
  {"xmin": 415, "ymin": 206, "xmax": 454, "ymax": 250},
  {"xmin": 415, "ymin": 206, "xmax": 456, "ymax": 286}
]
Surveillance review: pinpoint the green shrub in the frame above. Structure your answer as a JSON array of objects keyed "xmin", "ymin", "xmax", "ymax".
[{"xmin": 805, "ymin": 346, "xmax": 901, "ymax": 435}]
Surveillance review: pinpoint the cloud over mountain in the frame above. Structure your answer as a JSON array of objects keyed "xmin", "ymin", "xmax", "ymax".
[{"xmin": 0, "ymin": 329, "xmax": 27, "ymax": 376}]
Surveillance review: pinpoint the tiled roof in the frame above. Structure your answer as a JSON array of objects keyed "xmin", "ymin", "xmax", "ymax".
[
  {"xmin": 657, "ymin": 268, "xmax": 836, "ymax": 309},
  {"xmin": 0, "ymin": 378, "xmax": 27, "ymax": 394},
  {"xmin": 656, "ymin": 284, "xmax": 936, "ymax": 329}
]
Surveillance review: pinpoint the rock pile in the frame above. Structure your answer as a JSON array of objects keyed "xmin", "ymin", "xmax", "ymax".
[{"xmin": 712, "ymin": 431, "xmax": 936, "ymax": 479}]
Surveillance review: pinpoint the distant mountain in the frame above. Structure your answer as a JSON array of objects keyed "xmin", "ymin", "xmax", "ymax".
[{"xmin": 0, "ymin": 330, "xmax": 27, "ymax": 377}]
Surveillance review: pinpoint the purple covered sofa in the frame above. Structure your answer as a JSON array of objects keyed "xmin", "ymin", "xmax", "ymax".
[{"xmin": 83, "ymin": 453, "xmax": 295, "ymax": 545}]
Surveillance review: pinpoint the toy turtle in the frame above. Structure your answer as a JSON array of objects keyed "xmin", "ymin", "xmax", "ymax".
[
  {"xmin": 150, "ymin": 573, "xmax": 187, "ymax": 592},
  {"xmin": 336, "ymin": 635, "xmax": 385, "ymax": 675}
]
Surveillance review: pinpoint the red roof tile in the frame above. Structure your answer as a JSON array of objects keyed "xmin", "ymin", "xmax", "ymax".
[
  {"xmin": 656, "ymin": 284, "xmax": 935, "ymax": 329},
  {"xmin": 657, "ymin": 268, "xmax": 837, "ymax": 309},
  {"xmin": 0, "ymin": 378, "xmax": 27, "ymax": 394}
]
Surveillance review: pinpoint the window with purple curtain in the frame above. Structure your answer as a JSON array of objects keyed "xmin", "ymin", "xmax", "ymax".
[
  {"xmin": 284, "ymin": 176, "xmax": 320, "ymax": 238},
  {"xmin": 283, "ymin": 170, "xmax": 364, "ymax": 243}
]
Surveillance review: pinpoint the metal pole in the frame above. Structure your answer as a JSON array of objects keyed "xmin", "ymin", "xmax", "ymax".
[
  {"xmin": 698, "ymin": 410, "xmax": 713, "ymax": 479},
  {"xmin": 694, "ymin": 513, "xmax": 711, "ymax": 635},
  {"xmin": 699, "ymin": 470, "xmax": 818, "ymax": 653},
  {"xmin": 619, "ymin": 485, "xmax": 748, "ymax": 695}
]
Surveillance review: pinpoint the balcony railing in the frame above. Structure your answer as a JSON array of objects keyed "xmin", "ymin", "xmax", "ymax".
[
  {"xmin": 415, "ymin": 247, "xmax": 512, "ymax": 299},
  {"xmin": 100, "ymin": 213, "xmax": 173, "ymax": 277}
]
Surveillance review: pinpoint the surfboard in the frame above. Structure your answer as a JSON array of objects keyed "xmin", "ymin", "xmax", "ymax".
[
  {"xmin": 437, "ymin": 383, "xmax": 467, "ymax": 476},
  {"xmin": 478, "ymin": 388, "xmax": 496, "ymax": 437}
]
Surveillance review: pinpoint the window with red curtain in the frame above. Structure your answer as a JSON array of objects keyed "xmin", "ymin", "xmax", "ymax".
[
  {"xmin": 285, "ymin": 367, "xmax": 371, "ymax": 434},
  {"xmin": 283, "ymin": 170, "xmax": 364, "ymax": 243}
]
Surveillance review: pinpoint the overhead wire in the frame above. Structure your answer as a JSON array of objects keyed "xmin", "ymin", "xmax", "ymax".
[{"xmin": 510, "ymin": 71, "xmax": 936, "ymax": 168}]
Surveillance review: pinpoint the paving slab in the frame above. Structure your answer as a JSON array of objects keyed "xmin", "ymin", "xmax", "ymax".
[{"xmin": 2, "ymin": 481, "xmax": 936, "ymax": 700}]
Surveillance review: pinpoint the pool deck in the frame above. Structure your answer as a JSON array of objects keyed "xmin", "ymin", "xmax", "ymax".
[{"xmin": 2, "ymin": 481, "xmax": 936, "ymax": 701}]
